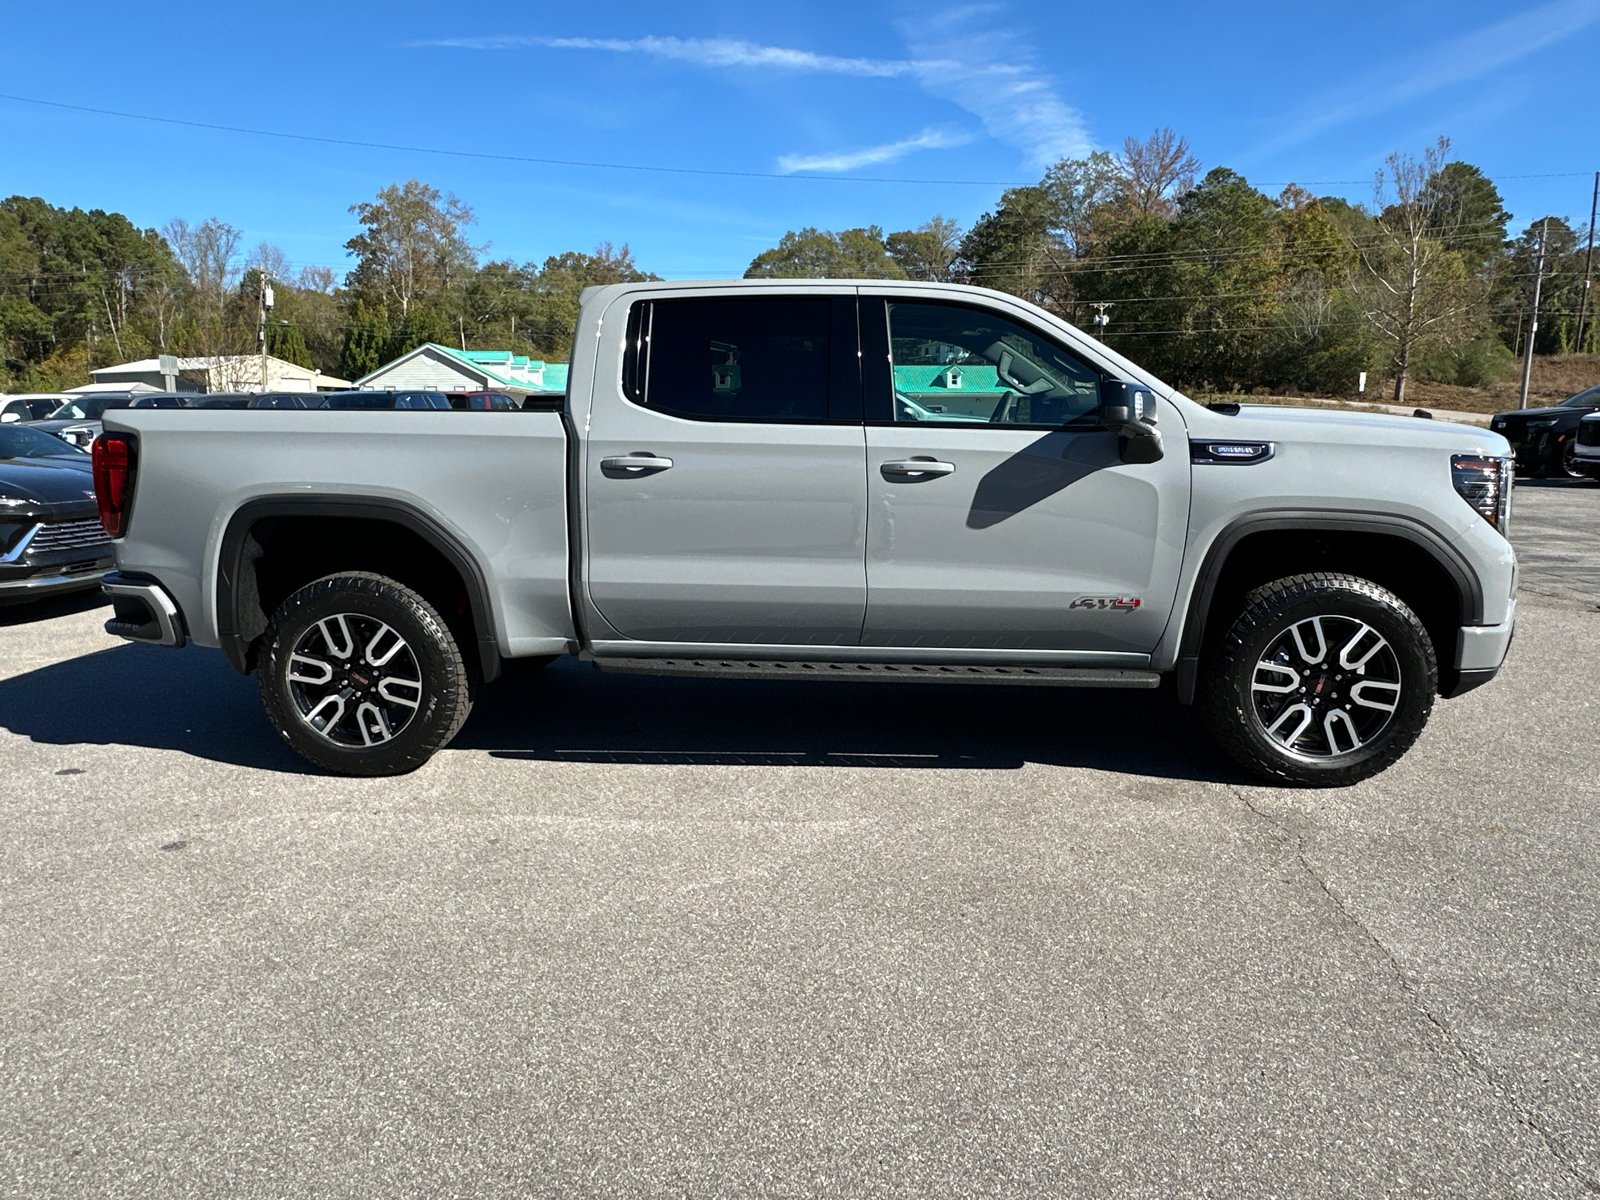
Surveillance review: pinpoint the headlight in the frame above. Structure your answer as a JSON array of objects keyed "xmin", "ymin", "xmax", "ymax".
[{"xmin": 1451, "ymin": 455, "xmax": 1512, "ymax": 533}]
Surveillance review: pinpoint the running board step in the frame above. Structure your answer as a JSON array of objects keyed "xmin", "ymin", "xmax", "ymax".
[{"xmin": 592, "ymin": 657, "xmax": 1161, "ymax": 688}]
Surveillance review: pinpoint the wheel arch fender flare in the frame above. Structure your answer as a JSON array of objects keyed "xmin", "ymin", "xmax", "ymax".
[
  {"xmin": 215, "ymin": 495, "xmax": 501, "ymax": 683},
  {"xmin": 1172, "ymin": 510, "xmax": 1484, "ymax": 705}
]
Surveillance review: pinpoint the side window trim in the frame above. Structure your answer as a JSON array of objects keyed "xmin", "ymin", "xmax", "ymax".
[{"xmin": 621, "ymin": 299, "xmax": 652, "ymax": 405}]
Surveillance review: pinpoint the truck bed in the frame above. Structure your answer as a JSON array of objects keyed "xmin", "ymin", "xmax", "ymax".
[{"xmin": 104, "ymin": 409, "xmax": 575, "ymax": 660}]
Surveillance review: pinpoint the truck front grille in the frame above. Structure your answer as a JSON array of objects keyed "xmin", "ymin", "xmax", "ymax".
[
  {"xmin": 29, "ymin": 518, "xmax": 111, "ymax": 555},
  {"xmin": 1579, "ymin": 421, "xmax": 1600, "ymax": 447}
]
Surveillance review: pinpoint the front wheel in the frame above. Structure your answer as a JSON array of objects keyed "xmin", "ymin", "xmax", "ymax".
[
  {"xmin": 1199, "ymin": 573, "xmax": 1437, "ymax": 787},
  {"xmin": 258, "ymin": 572, "xmax": 473, "ymax": 776},
  {"xmin": 1561, "ymin": 440, "xmax": 1590, "ymax": 480}
]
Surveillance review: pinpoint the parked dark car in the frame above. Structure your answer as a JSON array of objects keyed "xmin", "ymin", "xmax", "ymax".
[
  {"xmin": 248, "ymin": 392, "xmax": 329, "ymax": 409},
  {"xmin": 189, "ymin": 393, "xmax": 251, "ymax": 409},
  {"xmin": 446, "ymin": 390, "xmax": 518, "ymax": 411},
  {"xmin": 32, "ymin": 391, "xmax": 197, "ymax": 449},
  {"xmin": 328, "ymin": 390, "xmax": 452, "ymax": 410},
  {"xmin": 248, "ymin": 390, "xmax": 453, "ymax": 410},
  {"xmin": 1572, "ymin": 411, "xmax": 1600, "ymax": 481},
  {"xmin": 0, "ymin": 424, "xmax": 112, "ymax": 602},
  {"xmin": 1490, "ymin": 384, "xmax": 1600, "ymax": 477}
]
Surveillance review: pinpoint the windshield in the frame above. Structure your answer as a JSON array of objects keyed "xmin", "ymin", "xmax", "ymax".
[
  {"xmin": 47, "ymin": 396, "xmax": 132, "ymax": 420},
  {"xmin": 0, "ymin": 425, "xmax": 86, "ymax": 459},
  {"xmin": 1561, "ymin": 386, "xmax": 1600, "ymax": 407}
]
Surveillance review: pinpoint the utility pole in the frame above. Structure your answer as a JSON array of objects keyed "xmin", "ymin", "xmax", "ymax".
[
  {"xmin": 1572, "ymin": 172, "xmax": 1599, "ymax": 355},
  {"xmin": 256, "ymin": 271, "xmax": 275, "ymax": 393},
  {"xmin": 1090, "ymin": 302, "xmax": 1112, "ymax": 339},
  {"xmin": 1518, "ymin": 219, "xmax": 1548, "ymax": 411}
]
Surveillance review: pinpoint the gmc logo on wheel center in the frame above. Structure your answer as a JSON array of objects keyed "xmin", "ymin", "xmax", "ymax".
[{"xmin": 1069, "ymin": 596, "xmax": 1142, "ymax": 611}]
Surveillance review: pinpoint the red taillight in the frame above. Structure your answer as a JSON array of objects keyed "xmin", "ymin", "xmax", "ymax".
[{"xmin": 92, "ymin": 434, "xmax": 136, "ymax": 538}]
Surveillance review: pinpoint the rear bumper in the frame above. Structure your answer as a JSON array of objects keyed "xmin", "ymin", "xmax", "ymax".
[{"xmin": 102, "ymin": 571, "xmax": 187, "ymax": 647}]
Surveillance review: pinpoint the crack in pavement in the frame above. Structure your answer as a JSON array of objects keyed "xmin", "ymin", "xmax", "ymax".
[{"xmin": 1233, "ymin": 785, "xmax": 1600, "ymax": 1196}]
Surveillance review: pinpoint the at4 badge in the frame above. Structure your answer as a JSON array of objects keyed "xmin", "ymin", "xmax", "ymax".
[{"xmin": 1070, "ymin": 595, "xmax": 1142, "ymax": 611}]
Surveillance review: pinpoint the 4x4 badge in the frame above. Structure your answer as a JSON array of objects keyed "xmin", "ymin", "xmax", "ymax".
[{"xmin": 1070, "ymin": 595, "xmax": 1142, "ymax": 611}]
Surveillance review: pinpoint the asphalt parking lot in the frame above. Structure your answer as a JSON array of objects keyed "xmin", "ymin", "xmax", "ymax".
[{"xmin": 2, "ymin": 478, "xmax": 1597, "ymax": 1198}]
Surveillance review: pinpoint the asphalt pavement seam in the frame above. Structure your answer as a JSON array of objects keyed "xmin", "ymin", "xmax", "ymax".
[{"xmin": 1230, "ymin": 785, "xmax": 1600, "ymax": 1196}]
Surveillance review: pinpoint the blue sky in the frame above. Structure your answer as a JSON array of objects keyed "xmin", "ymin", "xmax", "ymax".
[{"xmin": 2, "ymin": 0, "xmax": 1597, "ymax": 281}]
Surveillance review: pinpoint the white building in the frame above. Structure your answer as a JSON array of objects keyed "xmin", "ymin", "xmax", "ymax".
[
  {"xmin": 357, "ymin": 344, "xmax": 568, "ymax": 402},
  {"xmin": 89, "ymin": 355, "xmax": 351, "ymax": 394}
]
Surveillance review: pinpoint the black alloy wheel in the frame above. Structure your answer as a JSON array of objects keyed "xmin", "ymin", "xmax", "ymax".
[
  {"xmin": 258, "ymin": 572, "xmax": 473, "ymax": 775},
  {"xmin": 1200, "ymin": 573, "xmax": 1437, "ymax": 787},
  {"xmin": 1561, "ymin": 439, "xmax": 1589, "ymax": 479}
]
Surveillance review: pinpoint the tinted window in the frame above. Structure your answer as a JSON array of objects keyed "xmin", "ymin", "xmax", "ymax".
[
  {"xmin": 392, "ymin": 391, "xmax": 451, "ymax": 410},
  {"xmin": 1561, "ymin": 386, "xmax": 1600, "ymax": 407},
  {"xmin": 645, "ymin": 298, "xmax": 832, "ymax": 422},
  {"xmin": 887, "ymin": 302, "xmax": 1101, "ymax": 427},
  {"xmin": 0, "ymin": 425, "xmax": 85, "ymax": 459},
  {"xmin": 48, "ymin": 396, "xmax": 131, "ymax": 420}
]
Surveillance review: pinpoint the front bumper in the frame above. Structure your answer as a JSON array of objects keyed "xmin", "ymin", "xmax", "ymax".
[
  {"xmin": 0, "ymin": 561, "xmax": 113, "ymax": 600},
  {"xmin": 0, "ymin": 518, "xmax": 115, "ymax": 602},
  {"xmin": 1440, "ymin": 604, "xmax": 1515, "ymax": 698}
]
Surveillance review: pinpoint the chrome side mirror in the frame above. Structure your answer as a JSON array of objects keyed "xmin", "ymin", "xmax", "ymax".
[{"xmin": 1100, "ymin": 381, "xmax": 1163, "ymax": 463}]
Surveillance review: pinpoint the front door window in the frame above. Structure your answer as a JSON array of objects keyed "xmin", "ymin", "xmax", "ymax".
[{"xmin": 888, "ymin": 301, "xmax": 1102, "ymax": 428}]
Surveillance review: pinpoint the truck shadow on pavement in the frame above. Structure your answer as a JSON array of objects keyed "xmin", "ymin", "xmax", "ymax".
[
  {"xmin": 465, "ymin": 659, "xmax": 1243, "ymax": 784},
  {"xmin": 0, "ymin": 647, "xmax": 1245, "ymax": 782},
  {"xmin": 0, "ymin": 642, "xmax": 314, "ymax": 773},
  {"xmin": 0, "ymin": 590, "xmax": 108, "ymax": 627}
]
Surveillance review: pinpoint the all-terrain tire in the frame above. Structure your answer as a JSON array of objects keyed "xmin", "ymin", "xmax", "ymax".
[
  {"xmin": 258, "ymin": 572, "xmax": 473, "ymax": 776},
  {"xmin": 1199, "ymin": 573, "xmax": 1437, "ymax": 787}
]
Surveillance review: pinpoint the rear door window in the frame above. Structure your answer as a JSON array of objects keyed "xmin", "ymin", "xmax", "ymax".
[{"xmin": 637, "ymin": 297, "xmax": 840, "ymax": 423}]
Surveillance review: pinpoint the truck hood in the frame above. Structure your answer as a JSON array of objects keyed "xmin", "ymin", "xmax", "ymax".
[
  {"xmin": 1493, "ymin": 405, "xmax": 1585, "ymax": 421},
  {"xmin": 0, "ymin": 457, "xmax": 97, "ymax": 508},
  {"xmin": 1200, "ymin": 403, "xmax": 1510, "ymax": 456}
]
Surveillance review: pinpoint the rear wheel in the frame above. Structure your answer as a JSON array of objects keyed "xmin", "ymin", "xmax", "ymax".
[
  {"xmin": 258, "ymin": 572, "xmax": 473, "ymax": 775},
  {"xmin": 1200, "ymin": 573, "xmax": 1437, "ymax": 787}
]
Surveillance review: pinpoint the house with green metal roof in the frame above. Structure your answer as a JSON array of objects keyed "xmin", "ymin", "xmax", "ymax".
[{"xmin": 357, "ymin": 343, "xmax": 568, "ymax": 400}]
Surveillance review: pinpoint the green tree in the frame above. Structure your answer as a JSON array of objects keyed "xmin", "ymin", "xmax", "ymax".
[
  {"xmin": 1498, "ymin": 217, "xmax": 1585, "ymax": 355},
  {"xmin": 957, "ymin": 187, "xmax": 1067, "ymax": 307},
  {"xmin": 1426, "ymin": 161, "xmax": 1510, "ymax": 270},
  {"xmin": 384, "ymin": 304, "xmax": 454, "ymax": 360},
  {"xmin": 337, "ymin": 299, "xmax": 391, "ymax": 381},
  {"xmin": 0, "ymin": 196, "xmax": 182, "ymax": 380},
  {"xmin": 885, "ymin": 217, "xmax": 963, "ymax": 281},
  {"xmin": 1359, "ymin": 140, "xmax": 1488, "ymax": 403},
  {"xmin": 266, "ymin": 322, "xmax": 313, "ymax": 368},
  {"xmin": 745, "ymin": 227, "xmax": 907, "ymax": 279},
  {"xmin": 345, "ymin": 180, "xmax": 482, "ymax": 320}
]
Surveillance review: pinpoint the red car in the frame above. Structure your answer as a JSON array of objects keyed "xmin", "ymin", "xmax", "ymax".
[{"xmin": 446, "ymin": 390, "xmax": 518, "ymax": 411}]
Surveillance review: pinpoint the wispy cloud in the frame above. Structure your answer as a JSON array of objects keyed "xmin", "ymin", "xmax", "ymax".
[
  {"xmin": 778, "ymin": 128, "xmax": 974, "ymax": 173},
  {"xmin": 426, "ymin": 34, "xmax": 928, "ymax": 78},
  {"xmin": 423, "ymin": 12, "xmax": 1090, "ymax": 168},
  {"xmin": 896, "ymin": 8, "xmax": 1091, "ymax": 166},
  {"xmin": 1252, "ymin": 0, "xmax": 1600, "ymax": 156}
]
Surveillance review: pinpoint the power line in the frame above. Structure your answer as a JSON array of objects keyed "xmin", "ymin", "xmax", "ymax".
[
  {"xmin": 2, "ymin": 91, "xmax": 1594, "ymax": 194},
  {"xmin": 0, "ymin": 93, "xmax": 1027, "ymax": 188}
]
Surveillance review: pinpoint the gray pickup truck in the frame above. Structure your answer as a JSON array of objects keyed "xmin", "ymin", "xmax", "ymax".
[{"xmin": 94, "ymin": 280, "xmax": 1516, "ymax": 786}]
